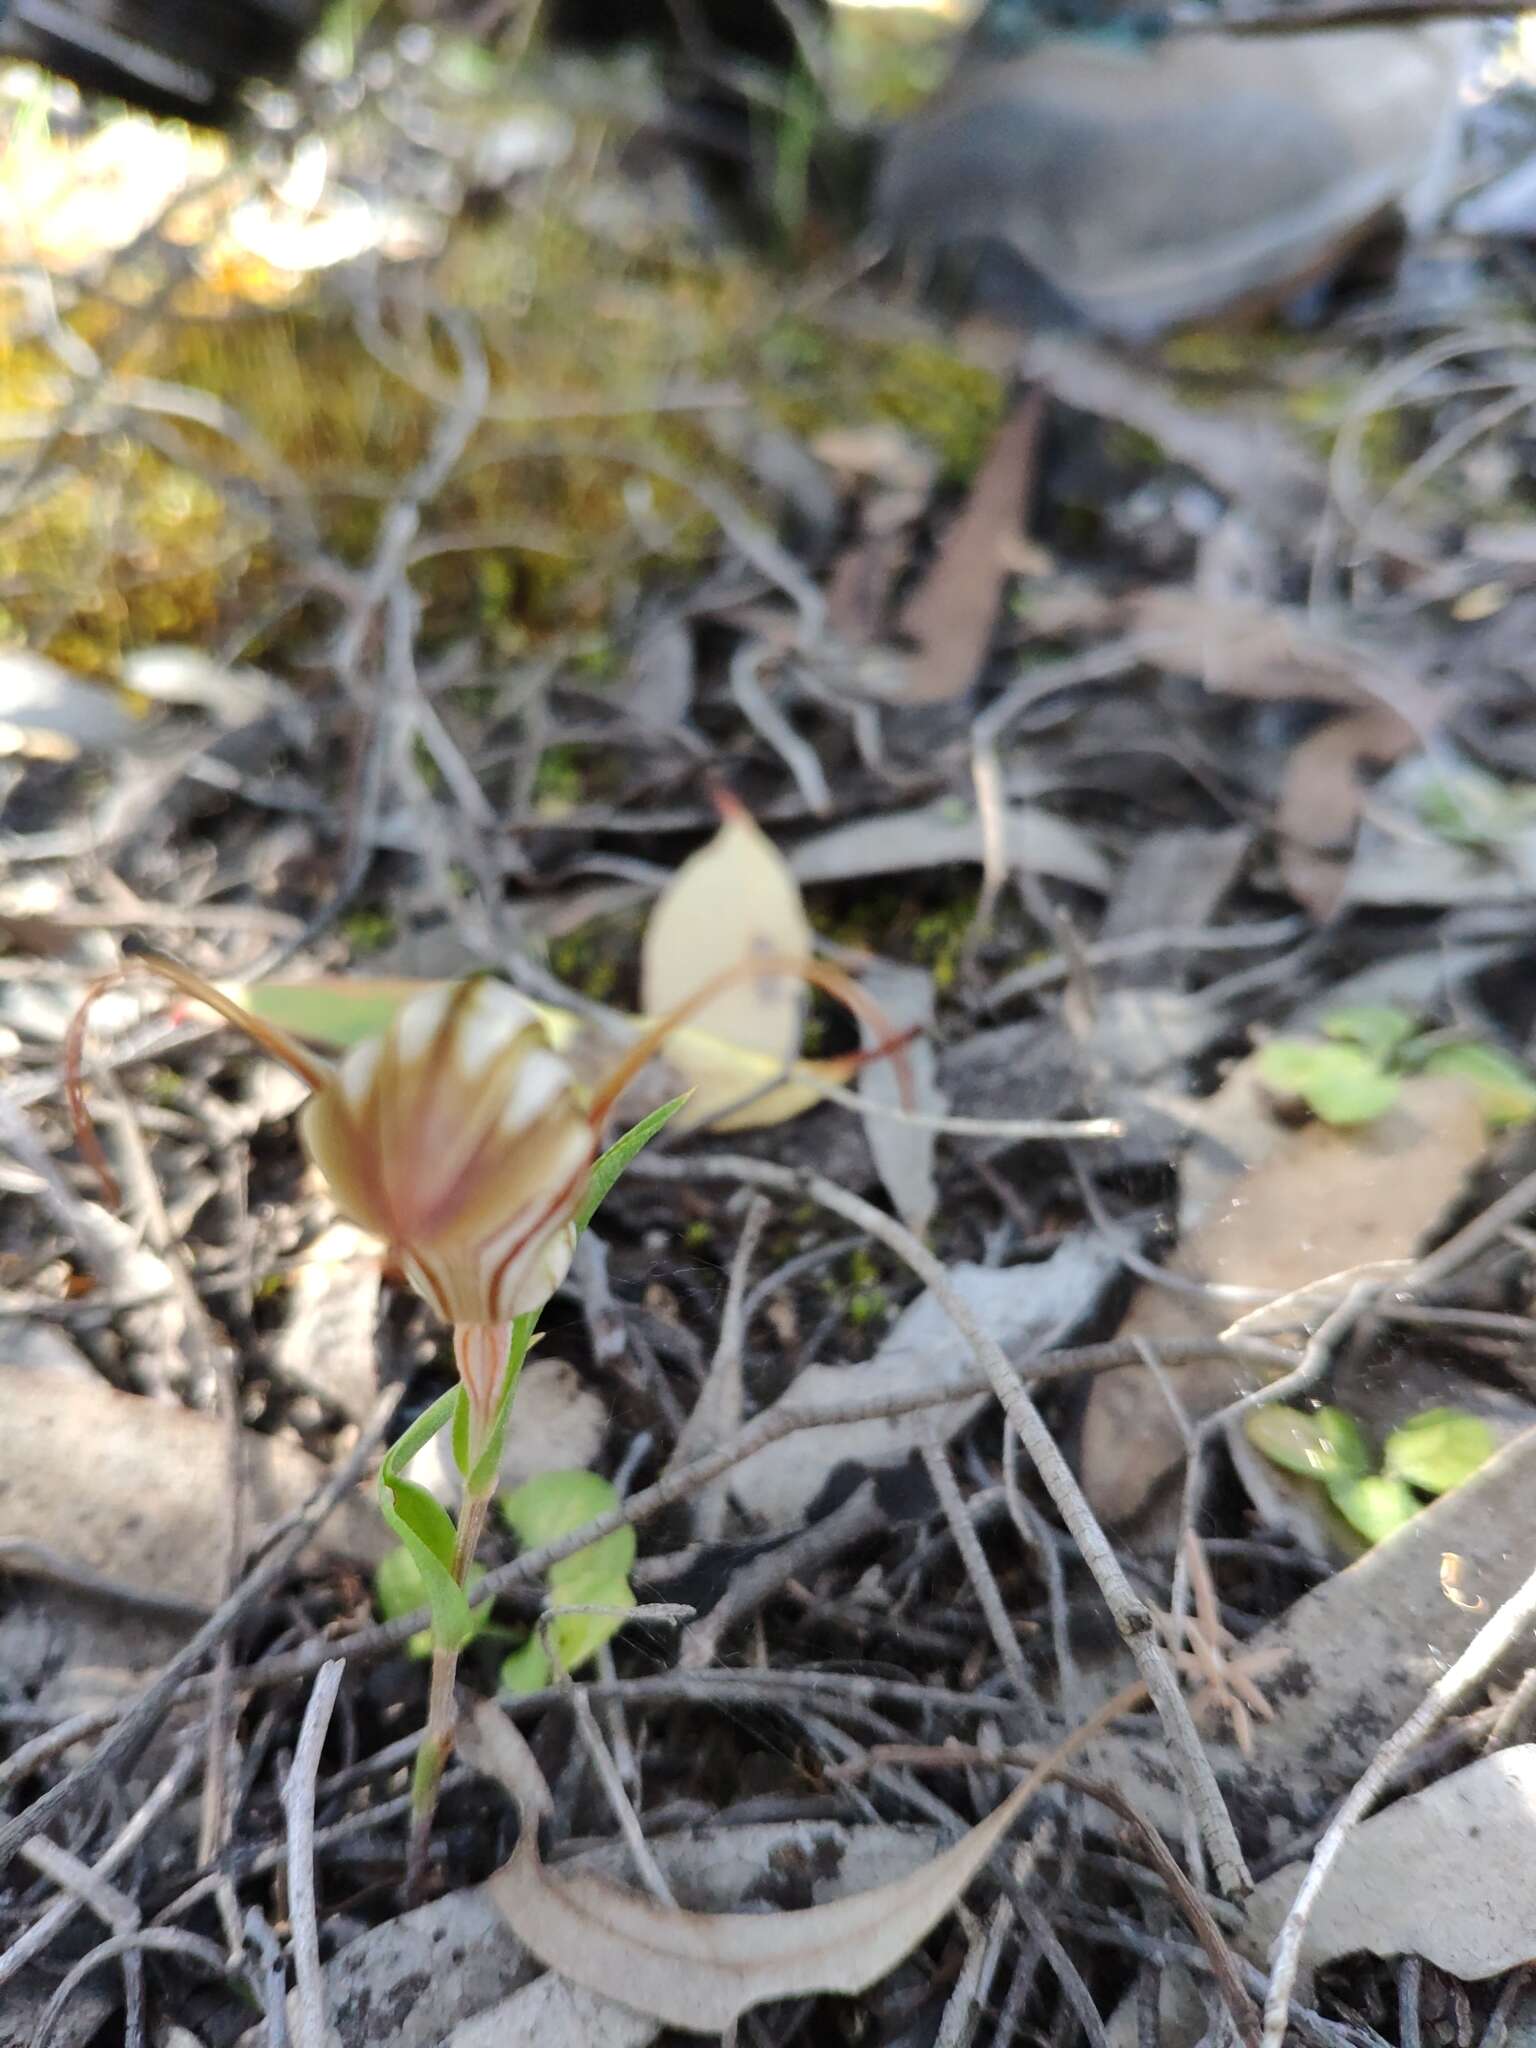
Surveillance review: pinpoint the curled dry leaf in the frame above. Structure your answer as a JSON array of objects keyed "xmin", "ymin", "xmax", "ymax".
[
  {"xmin": 470, "ymin": 1703, "xmax": 1036, "ymax": 2036},
  {"xmin": 640, "ymin": 797, "xmax": 828, "ymax": 1131}
]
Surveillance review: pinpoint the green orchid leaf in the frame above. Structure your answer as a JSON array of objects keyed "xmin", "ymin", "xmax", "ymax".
[
  {"xmin": 576, "ymin": 1095, "xmax": 690, "ymax": 1233},
  {"xmin": 1383, "ymin": 1407, "xmax": 1497, "ymax": 1495},
  {"xmin": 1321, "ymin": 1006, "xmax": 1418, "ymax": 1065},
  {"xmin": 1418, "ymin": 1043, "xmax": 1536, "ymax": 1130},
  {"xmin": 375, "ymin": 1547, "xmax": 488, "ymax": 1659},
  {"xmin": 1326, "ymin": 1473, "xmax": 1421, "ymax": 1546},
  {"xmin": 1245, "ymin": 1403, "xmax": 1371, "ymax": 1482},
  {"xmin": 378, "ymin": 1390, "xmax": 476, "ymax": 1651},
  {"xmin": 1258, "ymin": 1040, "xmax": 1401, "ymax": 1127}
]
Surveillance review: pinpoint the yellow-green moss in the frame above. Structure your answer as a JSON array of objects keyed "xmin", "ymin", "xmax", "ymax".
[{"xmin": 0, "ymin": 83, "xmax": 1002, "ymax": 676}]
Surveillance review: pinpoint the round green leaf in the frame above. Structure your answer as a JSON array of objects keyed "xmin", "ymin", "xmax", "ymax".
[
  {"xmin": 1382, "ymin": 1408, "xmax": 1497, "ymax": 1495},
  {"xmin": 1326, "ymin": 1474, "xmax": 1420, "ymax": 1546},
  {"xmin": 1322, "ymin": 1006, "xmax": 1417, "ymax": 1064},
  {"xmin": 1245, "ymin": 1403, "xmax": 1371, "ymax": 1482},
  {"xmin": 1257, "ymin": 1041, "xmax": 1401, "ymax": 1126},
  {"xmin": 501, "ymin": 1469, "xmax": 636, "ymax": 1587},
  {"xmin": 1418, "ymin": 1043, "xmax": 1536, "ymax": 1130}
]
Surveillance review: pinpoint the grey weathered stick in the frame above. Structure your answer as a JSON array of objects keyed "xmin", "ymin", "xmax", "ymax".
[
  {"xmin": 285, "ymin": 1659, "xmax": 344, "ymax": 2048},
  {"xmin": 630, "ymin": 1150, "xmax": 1250, "ymax": 1897},
  {"xmin": 0, "ymin": 1742, "xmax": 198, "ymax": 1988},
  {"xmin": 1262, "ymin": 1554, "xmax": 1536, "ymax": 2048}
]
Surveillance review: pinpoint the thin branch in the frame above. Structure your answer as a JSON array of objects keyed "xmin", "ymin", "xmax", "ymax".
[
  {"xmin": 630, "ymin": 1151, "xmax": 1250, "ymax": 1896},
  {"xmin": 0, "ymin": 1386, "xmax": 401, "ymax": 1875},
  {"xmin": 284, "ymin": 1660, "xmax": 345, "ymax": 2048},
  {"xmin": 1263, "ymin": 1554, "xmax": 1536, "ymax": 2048}
]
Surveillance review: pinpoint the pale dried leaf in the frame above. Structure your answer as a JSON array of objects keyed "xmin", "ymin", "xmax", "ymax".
[
  {"xmin": 728, "ymin": 1241, "xmax": 1117, "ymax": 1528},
  {"xmin": 640, "ymin": 802, "xmax": 812, "ymax": 1130},
  {"xmin": 0, "ymin": 1366, "xmax": 387, "ymax": 1608},
  {"xmin": 276, "ymin": 1824, "xmax": 944, "ymax": 2048},
  {"xmin": 473, "ymin": 1705, "xmax": 1036, "ymax": 2035},
  {"xmin": 1241, "ymin": 1748, "xmax": 1536, "ymax": 1980},
  {"xmin": 791, "ymin": 797, "xmax": 1109, "ymax": 893},
  {"xmin": 270, "ymin": 1221, "xmax": 381, "ymax": 1422},
  {"xmin": 857, "ymin": 960, "xmax": 942, "ymax": 1235},
  {"xmin": 446, "ymin": 1975, "xmax": 657, "ymax": 2048}
]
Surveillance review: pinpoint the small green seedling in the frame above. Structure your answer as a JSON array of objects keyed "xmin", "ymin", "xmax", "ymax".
[
  {"xmin": 1245, "ymin": 1401, "xmax": 1496, "ymax": 1546},
  {"xmin": 1416, "ymin": 764, "xmax": 1536, "ymax": 851},
  {"xmin": 1259, "ymin": 1005, "xmax": 1536, "ymax": 1131},
  {"xmin": 497, "ymin": 1469, "xmax": 637, "ymax": 1693}
]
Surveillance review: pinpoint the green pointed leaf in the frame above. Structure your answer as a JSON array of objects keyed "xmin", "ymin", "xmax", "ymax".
[
  {"xmin": 576, "ymin": 1095, "xmax": 690, "ymax": 1233},
  {"xmin": 1322, "ymin": 1006, "xmax": 1417, "ymax": 1065},
  {"xmin": 1258, "ymin": 1040, "xmax": 1401, "ymax": 1126},
  {"xmin": 1245, "ymin": 1403, "xmax": 1371, "ymax": 1482},
  {"xmin": 382, "ymin": 1387, "xmax": 460, "ymax": 1482},
  {"xmin": 1419, "ymin": 1043, "xmax": 1536, "ymax": 1130},
  {"xmin": 1326, "ymin": 1473, "xmax": 1421, "ymax": 1546},
  {"xmin": 379, "ymin": 1391, "xmax": 476, "ymax": 1651},
  {"xmin": 1383, "ymin": 1407, "xmax": 1496, "ymax": 1495}
]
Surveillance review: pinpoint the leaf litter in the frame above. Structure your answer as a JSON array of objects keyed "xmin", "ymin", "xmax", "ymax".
[{"xmin": 7, "ymin": 18, "xmax": 1536, "ymax": 2048}]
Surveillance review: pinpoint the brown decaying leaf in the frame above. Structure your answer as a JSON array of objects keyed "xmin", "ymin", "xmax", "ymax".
[
  {"xmin": 1128, "ymin": 587, "xmax": 1445, "ymax": 918},
  {"xmin": 471, "ymin": 1704, "xmax": 1042, "ymax": 2035},
  {"xmin": 1079, "ymin": 1061, "xmax": 1487, "ymax": 1526},
  {"xmin": 1275, "ymin": 705, "xmax": 1418, "ymax": 919},
  {"xmin": 894, "ymin": 388, "xmax": 1044, "ymax": 705}
]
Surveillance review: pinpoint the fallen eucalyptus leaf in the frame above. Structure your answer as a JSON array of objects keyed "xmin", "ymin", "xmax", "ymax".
[
  {"xmin": 263, "ymin": 1818, "xmax": 945, "ymax": 2048},
  {"xmin": 471, "ymin": 1704, "xmax": 1036, "ymax": 2035}
]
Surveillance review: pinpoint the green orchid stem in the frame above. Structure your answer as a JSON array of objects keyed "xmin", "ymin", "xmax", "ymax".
[{"xmin": 404, "ymin": 1476, "xmax": 496, "ymax": 1901}]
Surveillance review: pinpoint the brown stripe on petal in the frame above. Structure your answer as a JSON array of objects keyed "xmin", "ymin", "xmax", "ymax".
[{"xmin": 484, "ymin": 1147, "xmax": 592, "ymax": 1319}]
